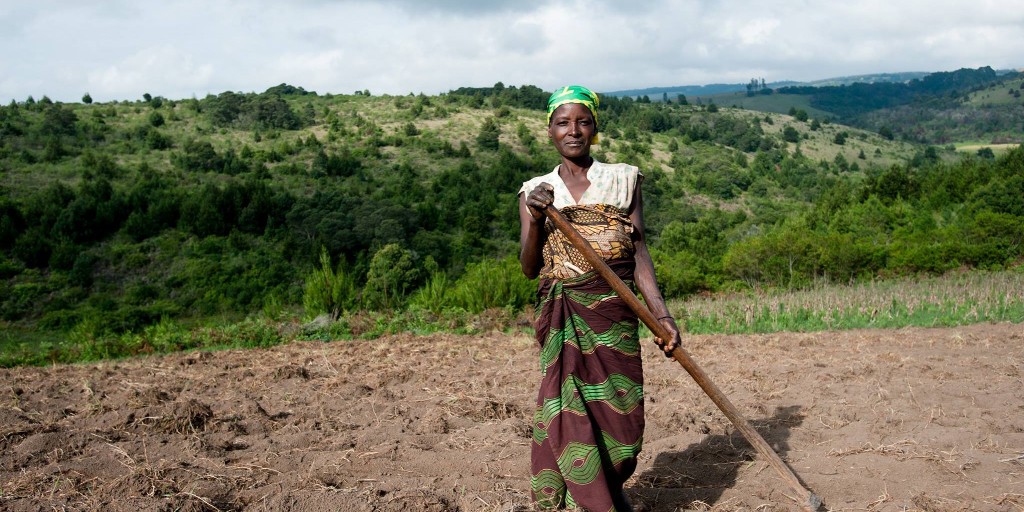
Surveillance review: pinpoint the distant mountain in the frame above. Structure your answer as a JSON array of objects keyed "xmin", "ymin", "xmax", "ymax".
[
  {"xmin": 605, "ymin": 82, "xmax": 800, "ymax": 99},
  {"xmin": 805, "ymin": 72, "xmax": 931, "ymax": 87},
  {"xmin": 604, "ymin": 68, "xmax": 1020, "ymax": 100}
]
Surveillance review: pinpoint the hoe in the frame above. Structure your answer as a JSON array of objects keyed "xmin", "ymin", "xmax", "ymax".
[{"xmin": 543, "ymin": 204, "xmax": 823, "ymax": 512}]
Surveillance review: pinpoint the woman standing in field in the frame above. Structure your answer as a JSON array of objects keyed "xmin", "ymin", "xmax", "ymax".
[{"xmin": 518, "ymin": 85, "xmax": 681, "ymax": 511}]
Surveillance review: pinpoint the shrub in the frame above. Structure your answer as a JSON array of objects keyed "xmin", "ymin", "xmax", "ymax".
[
  {"xmin": 302, "ymin": 246, "xmax": 358, "ymax": 320},
  {"xmin": 783, "ymin": 126, "xmax": 800, "ymax": 143},
  {"xmin": 408, "ymin": 271, "xmax": 451, "ymax": 314},
  {"xmin": 362, "ymin": 243, "xmax": 418, "ymax": 311},
  {"xmin": 447, "ymin": 256, "xmax": 535, "ymax": 313},
  {"xmin": 476, "ymin": 117, "xmax": 500, "ymax": 150}
]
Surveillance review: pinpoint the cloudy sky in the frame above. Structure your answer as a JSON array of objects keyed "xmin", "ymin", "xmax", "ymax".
[{"xmin": 2, "ymin": 0, "xmax": 1022, "ymax": 103}]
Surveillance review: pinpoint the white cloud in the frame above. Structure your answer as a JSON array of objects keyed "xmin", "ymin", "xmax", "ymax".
[
  {"xmin": 1, "ymin": 0, "xmax": 1022, "ymax": 102},
  {"xmin": 86, "ymin": 46, "xmax": 214, "ymax": 100}
]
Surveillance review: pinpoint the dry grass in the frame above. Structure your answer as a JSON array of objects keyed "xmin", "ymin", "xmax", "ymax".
[{"xmin": 672, "ymin": 269, "xmax": 1024, "ymax": 334}]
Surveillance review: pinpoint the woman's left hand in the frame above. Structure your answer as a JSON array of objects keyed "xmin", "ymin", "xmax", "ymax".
[{"xmin": 654, "ymin": 317, "xmax": 682, "ymax": 357}]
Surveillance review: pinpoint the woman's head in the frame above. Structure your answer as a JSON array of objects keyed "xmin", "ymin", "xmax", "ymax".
[
  {"xmin": 547, "ymin": 86, "xmax": 599, "ymax": 130},
  {"xmin": 546, "ymin": 85, "xmax": 600, "ymax": 156}
]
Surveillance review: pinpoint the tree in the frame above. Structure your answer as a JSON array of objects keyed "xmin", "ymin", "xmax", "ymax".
[
  {"xmin": 41, "ymin": 104, "xmax": 79, "ymax": 136},
  {"xmin": 723, "ymin": 219, "xmax": 816, "ymax": 288},
  {"xmin": 476, "ymin": 117, "xmax": 500, "ymax": 150},
  {"xmin": 783, "ymin": 126, "xmax": 800, "ymax": 143},
  {"xmin": 363, "ymin": 243, "xmax": 418, "ymax": 310},
  {"xmin": 0, "ymin": 198, "xmax": 26, "ymax": 250},
  {"xmin": 82, "ymin": 92, "xmax": 92, "ymax": 104},
  {"xmin": 833, "ymin": 152, "xmax": 850, "ymax": 172},
  {"xmin": 302, "ymin": 246, "xmax": 357, "ymax": 319}
]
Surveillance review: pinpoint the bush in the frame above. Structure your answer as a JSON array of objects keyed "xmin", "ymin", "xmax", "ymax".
[
  {"xmin": 447, "ymin": 256, "xmax": 535, "ymax": 313},
  {"xmin": 783, "ymin": 126, "xmax": 800, "ymax": 143},
  {"xmin": 362, "ymin": 243, "xmax": 418, "ymax": 311},
  {"xmin": 408, "ymin": 271, "xmax": 451, "ymax": 314},
  {"xmin": 476, "ymin": 117, "xmax": 500, "ymax": 150},
  {"xmin": 302, "ymin": 246, "xmax": 358, "ymax": 320},
  {"xmin": 651, "ymin": 248, "xmax": 706, "ymax": 297}
]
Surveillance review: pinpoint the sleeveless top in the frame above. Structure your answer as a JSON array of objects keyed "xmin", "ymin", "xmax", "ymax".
[{"xmin": 519, "ymin": 161, "xmax": 643, "ymax": 279}]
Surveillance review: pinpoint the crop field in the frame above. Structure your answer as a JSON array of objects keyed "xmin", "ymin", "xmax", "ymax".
[{"xmin": 2, "ymin": 321, "xmax": 1022, "ymax": 511}]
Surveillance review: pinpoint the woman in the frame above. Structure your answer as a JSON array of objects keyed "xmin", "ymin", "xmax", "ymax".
[{"xmin": 518, "ymin": 85, "xmax": 682, "ymax": 511}]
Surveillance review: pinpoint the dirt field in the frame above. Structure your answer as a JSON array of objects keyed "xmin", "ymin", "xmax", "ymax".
[{"xmin": 2, "ymin": 322, "xmax": 1022, "ymax": 511}]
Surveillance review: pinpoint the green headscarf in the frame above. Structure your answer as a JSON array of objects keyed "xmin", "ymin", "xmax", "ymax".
[{"xmin": 546, "ymin": 85, "xmax": 600, "ymax": 144}]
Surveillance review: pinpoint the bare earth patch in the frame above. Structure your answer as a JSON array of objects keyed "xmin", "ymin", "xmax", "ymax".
[{"xmin": 2, "ymin": 323, "xmax": 1022, "ymax": 511}]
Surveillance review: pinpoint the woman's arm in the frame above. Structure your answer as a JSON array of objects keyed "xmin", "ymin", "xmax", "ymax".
[
  {"xmin": 629, "ymin": 182, "xmax": 682, "ymax": 355},
  {"xmin": 519, "ymin": 184, "xmax": 554, "ymax": 279}
]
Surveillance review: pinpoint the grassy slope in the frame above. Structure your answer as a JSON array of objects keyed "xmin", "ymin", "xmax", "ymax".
[
  {"xmin": 965, "ymin": 75, "xmax": 1024, "ymax": 107},
  {"xmin": 2, "ymin": 92, "xmax": 935, "ymax": 202},
  {"xmin": 954, "ymin": 75, "xmax": 1024, "ymax": 153}
]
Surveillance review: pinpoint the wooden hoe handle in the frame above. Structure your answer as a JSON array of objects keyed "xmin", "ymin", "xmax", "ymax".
[{"xmin": 542, "ymin": 205, "xmax": 822, "ymax": 512}]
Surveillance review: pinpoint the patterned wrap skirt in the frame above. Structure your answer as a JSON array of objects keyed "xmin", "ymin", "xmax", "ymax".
[{"xmin": 531, "ymin": 258, "xmax": 644, "ymax": 511}]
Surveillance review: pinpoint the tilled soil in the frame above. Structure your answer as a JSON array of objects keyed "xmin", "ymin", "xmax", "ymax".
[{"xmin": 1, "ymin": 322, "xmax": 1022, "ymax": 511}]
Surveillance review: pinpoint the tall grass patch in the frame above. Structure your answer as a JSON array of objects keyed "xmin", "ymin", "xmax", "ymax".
[
  {"xmin": 0, "ymin": 317, "xmax": 285, "ymax": 367},
  {"xmin": 674, "ymin": 269, "xmax": 1024, "ymax": 334},
  {"xmin": 408, "ymin": 256, "xmax": 535, "ymax": 314}
]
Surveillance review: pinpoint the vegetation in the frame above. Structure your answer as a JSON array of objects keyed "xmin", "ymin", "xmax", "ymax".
[
  {"xmin": 777, "ymin": 67, "xmax": 1023, "ymax": 144},
  {"xmin": 672, "ymin": 268, "xmax": 1024, "ymax": 334},
  {"xmin": 1, "ymin": 79, "xmax": 1022, "ymax": 366},
  {"xmin": 677, "ymin": 67, "xmax": 1022, "ymax": 147}
]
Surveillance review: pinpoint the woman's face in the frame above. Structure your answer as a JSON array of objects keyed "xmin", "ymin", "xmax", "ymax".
[{"xmin": 548, "ymin": 103, "xmax": 596, "ymax": 160}]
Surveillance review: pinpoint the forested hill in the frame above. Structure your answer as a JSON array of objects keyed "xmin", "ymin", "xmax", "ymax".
[
  {"xmin": 777, "ymin": 66, "xmax": 1008, "ymax": 117},
  {"xmin": 1, "ymin": 83, "xmax": 1022, "ymax": 344},
  {"xmin": 615, "ymin": 67, "xmax": 1023, "ymax": 145},
  {"xmin": 605, "ymin": 71, "xmax": 933, "ymax": 99}
]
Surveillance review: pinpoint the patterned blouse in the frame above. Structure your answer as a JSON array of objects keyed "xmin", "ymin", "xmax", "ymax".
[{"xmin": 519, "ymin": 161, "xmax": 644, "ymax": 279}]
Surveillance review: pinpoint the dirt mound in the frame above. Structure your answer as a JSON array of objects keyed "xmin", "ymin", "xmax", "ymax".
[{"xmin": 1, "ymin": 323, "xmax": 1022, "ymax": 511}]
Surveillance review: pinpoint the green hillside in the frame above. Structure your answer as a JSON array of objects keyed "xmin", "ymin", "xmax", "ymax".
[
  {"xmin": 2, "ymin": 84, "xmax": 1022, "ymax": 364},
  {"xmin": 687, "ymin": 67, "xmax": 1024, "ymax": 147},
  {"xmin": 698, "ymin": 91, "xmax": 830, "ymax": 118}
]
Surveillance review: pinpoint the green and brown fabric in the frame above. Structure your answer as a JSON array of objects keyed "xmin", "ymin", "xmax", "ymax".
[
  {"xmin": 538, "ymin": 204, "xmax": 635, "ymax": 281},
  {"xmin": 531, "ymin": 256, "xmax": 644, "ymax": 511}
]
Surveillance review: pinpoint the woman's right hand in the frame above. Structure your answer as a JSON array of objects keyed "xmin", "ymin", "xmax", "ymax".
[{"xmin": 526, "ymin": 183, "xmax": 555, "ymax": 221}]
